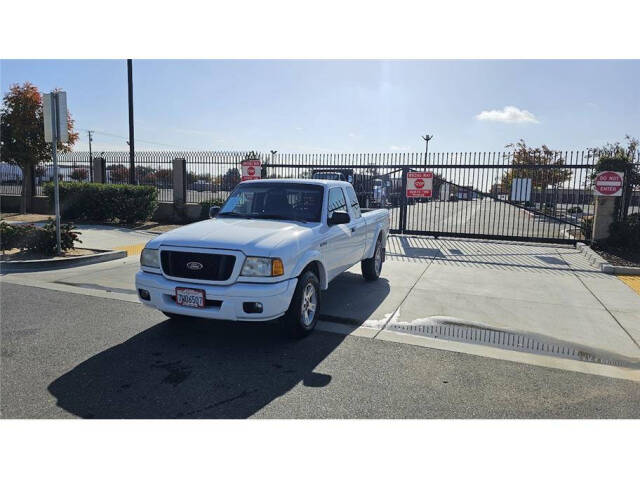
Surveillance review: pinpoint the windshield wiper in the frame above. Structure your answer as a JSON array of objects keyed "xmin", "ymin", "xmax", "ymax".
[
  {"xmin": 253, "ymin": 214, "xmax": 308, "ymax": 223},
  {"xmin": 217, "ymin": 212, "xmax": 250, "ymax": 218}
]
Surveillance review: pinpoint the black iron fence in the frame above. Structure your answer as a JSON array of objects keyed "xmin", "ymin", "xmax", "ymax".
[{"xmin": 2, "ymin": 150, "xmax": 638, "ymax": 244}]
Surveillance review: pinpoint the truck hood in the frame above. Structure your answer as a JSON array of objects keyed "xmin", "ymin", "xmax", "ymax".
[{"xmin": 146, "ymin": 217, "xmax": 312, "ymax": 256}]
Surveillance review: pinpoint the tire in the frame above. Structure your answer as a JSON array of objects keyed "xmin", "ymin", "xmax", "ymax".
[
  {"xmin": 361, "ymin": 237, "xmax": 383, "ymax": 281},
  {"xmin": 282, "ymin": 270, "xmax": 321, "ymax": 338}
]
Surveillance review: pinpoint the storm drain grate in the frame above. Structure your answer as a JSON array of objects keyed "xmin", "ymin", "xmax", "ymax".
[{"xmin": 387, "ymin": 322, "xmax": 639, "ymax": 369}]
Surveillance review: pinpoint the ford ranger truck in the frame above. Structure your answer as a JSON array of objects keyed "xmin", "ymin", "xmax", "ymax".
[{"xmin": 135, "ymin": 179, "xmax": 390, "ymax": 337}]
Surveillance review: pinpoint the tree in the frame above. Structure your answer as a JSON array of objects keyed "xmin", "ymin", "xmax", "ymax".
[
  {"xmin": 501, "ymin": 140, "xmax": 572, "ymax": 202},
  {"xmin": 156, "ymin": 168, "xmax": 173, "ymax": 186},
  {"xmin": 0, "ymin": 82, "xmax": 78, "ymax": 212},
  {"xmin": 108, "ymin": 164, "xmax": 129, "ymax": 183},
  {"xmin": 221, "ymin": 167, "xmax": 241, "ymax": 191},
  {"xmin": 70, "ymin": 168, "xmax": 89, "ymax": 181}
]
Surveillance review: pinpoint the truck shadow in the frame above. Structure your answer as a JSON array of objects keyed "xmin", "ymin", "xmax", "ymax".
[
  {"xmin": 321, "ymin": 271, "xmax": 391, "ymax": 324},
  {"xmin": 47, "ymin": 319, "xmax": 345, "ymax": 419}
]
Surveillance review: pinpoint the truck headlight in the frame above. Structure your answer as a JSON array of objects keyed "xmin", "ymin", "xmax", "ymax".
[
  {"xmin": 241, "ymin": 257, "xmax": 284, "ymax": 277},
  {"xmin": 140, "ymin": 248, "xmax": 160, "ymax": 269}
]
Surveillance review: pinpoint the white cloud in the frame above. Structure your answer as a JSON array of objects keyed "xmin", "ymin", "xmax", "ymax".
[
  {"xmin": 348, "ymin": 132, "xmax": 357, "ymax": 138},
  {"xmin": 389, "ymin": 145, "xmax": 410, "ymax": 151},
  {"xmin": 475, "ymin": 106, "xmax": 539, "ymax": 124}
]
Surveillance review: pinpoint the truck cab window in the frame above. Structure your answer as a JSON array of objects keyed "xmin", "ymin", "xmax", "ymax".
[
  {"xmin": 328, "ymin": 187, "xmax": 348, "ymax": 222},
  {"xmin": 346, "ymin": 185, "xmax": 362, "ymax": 219}
]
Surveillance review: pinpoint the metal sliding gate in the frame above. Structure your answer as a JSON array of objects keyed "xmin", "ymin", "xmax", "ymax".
[
  {"xmin": 265, "ymin": 151, "xmax": 612, "ymax": 245},
  {"xmin": 44, "ymin": 149, "xmax": 638, "ymax": 245}
]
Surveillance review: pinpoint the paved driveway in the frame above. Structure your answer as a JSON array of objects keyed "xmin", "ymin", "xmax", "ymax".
[{"xmin": 3, "ymin": 234, "xmax": 640, "ymax": 376}]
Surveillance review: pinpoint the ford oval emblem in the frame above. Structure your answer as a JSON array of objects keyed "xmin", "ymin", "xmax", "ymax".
[{"xmin": 186, "ymin": 261, "xmax": 204, "ymax": 271}]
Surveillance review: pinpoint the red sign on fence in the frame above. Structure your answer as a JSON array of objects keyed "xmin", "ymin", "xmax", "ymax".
[
  {"xmin": 406, "ymin": 172, "xmax": 433, "ymax": 198},
  {"xmin": 241, "ymin": 159, "xmax": 261, "ymax": 181},
  {"xmin": 594, "ymin": 170, "xmax": 624, "ymax": 196}
]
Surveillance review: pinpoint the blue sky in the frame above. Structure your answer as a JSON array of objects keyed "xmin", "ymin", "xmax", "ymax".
[{"xmin": 1, "ymin": 60, "xmax": 638, "ymax": 153}]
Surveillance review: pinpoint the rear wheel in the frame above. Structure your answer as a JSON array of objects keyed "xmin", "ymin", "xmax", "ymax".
[
  {"xmin": 361, "ymin": 237, "xmax": 383, "ymax": 281},
  {"xmin": 282, "ymin": 270, "xmax": 321, "ymax": 338}
]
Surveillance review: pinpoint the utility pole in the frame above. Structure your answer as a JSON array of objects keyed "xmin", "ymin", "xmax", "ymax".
[
  {"xmin": 88, "ymin": 130, "xmax": 94, "ymax": 182},
  {"xmin": 127, "ymin": 59, "xmax": 135, "ymax": 184},
  {"xmin": 422, "ymin": 133, "xmax": 433, "ymax": 166}
]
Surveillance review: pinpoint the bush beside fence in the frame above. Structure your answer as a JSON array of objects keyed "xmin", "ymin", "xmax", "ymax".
[
  {"xmin": 0, "ymin": 219, "xmax": 81, "ymax": 256},
  {"xmin": 608, "ymin": 213, "xmax": 640, "ymax": 249},
  {"xmin": 43, "ymin": 182, "xmax": 158, "ymax": 224}
]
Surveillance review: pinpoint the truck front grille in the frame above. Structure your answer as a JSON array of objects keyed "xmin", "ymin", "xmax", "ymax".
[{"xmin": 160, "ymin": 251, "xmax": 236, "ymax": 281}]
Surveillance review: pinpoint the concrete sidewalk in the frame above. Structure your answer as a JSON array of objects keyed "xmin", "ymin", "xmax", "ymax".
[
  {"xmin": 3, "ymin": 221, "xmax": 155, "ymax": 255},
  {"xmin": 3, "ymin": 233, "xmax": 639, "ymax": 370},
  {"xmin": 322, "ymin": 236, "xmax": 640, "ymax": 365}
]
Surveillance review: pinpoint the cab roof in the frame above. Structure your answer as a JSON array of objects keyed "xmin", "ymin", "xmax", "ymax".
[{"xmin": 240, "ymin": 179, "xmax": 351, "ymax": 188}]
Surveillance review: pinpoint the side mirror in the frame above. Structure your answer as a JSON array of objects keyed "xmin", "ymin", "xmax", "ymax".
[
  {"xmin": 328, "ymin": 211, "xmax": 350, "ymax": 226},
  {"xmin": 209, "ymin": 206, "xmax": 221, "ymax": 218}
]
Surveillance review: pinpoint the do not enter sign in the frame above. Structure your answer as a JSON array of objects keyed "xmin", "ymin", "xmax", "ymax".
[
  {"xmin": 594, "ymin": 170, "xmax": 624, "ymax": 196},
  {"xmin": 406, "ymin": 172, "xmax": 433, "ymax": 198}
]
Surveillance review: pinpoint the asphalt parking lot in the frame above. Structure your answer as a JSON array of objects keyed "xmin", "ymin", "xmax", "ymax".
[
  {"xmin": 2, "ymin": 227, "xmax": 640, "ymax": 418},
  {"xmin": 3, "ymin": 282, "xmax": 640, "ymax": 419},
  {"xmin": 388, "ymin": 198, "xmax": 580, "ymax": 240}
]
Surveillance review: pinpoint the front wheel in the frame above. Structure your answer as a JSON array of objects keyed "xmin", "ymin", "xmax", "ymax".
[
  {"xmin": 361, "ymin": 237, "xmax": 383, "ymax": 281},
  {"xmin": 282, "ymin": 270, "xmax": 321, "ymax": 338}
]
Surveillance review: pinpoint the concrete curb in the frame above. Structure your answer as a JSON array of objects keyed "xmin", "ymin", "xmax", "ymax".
[
  {"xmin": 610, "ymin": 265, "xmax": 640, "ymax": 275},
  {"xmin": 0, "ymin": 249, "xmax": 127, "ymax": 273},
  {"xmin": 576, "ymin": 242, "xmax": 640, "ymax": 275},
  {"xmin": 576, "ymin": 242, "xmax": 614, "ymax": 274}
]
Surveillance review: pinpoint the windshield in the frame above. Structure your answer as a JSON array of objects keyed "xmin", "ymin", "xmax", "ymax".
[{"xmin": 219, "ymin": 183, "xmax": 324, "ymax": 223}]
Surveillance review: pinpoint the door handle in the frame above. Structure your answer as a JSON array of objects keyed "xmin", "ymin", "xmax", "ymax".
[{"xmin": 350, "ymin": 227, "xmax": 356, "ymax": 232}]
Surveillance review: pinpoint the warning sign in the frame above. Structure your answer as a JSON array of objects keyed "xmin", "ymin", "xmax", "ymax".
[
  {"xmin": 406, "ymin": 172, "xmax": 433, "ymax": 198},
  {"xmin": 594, "ymin": 170, "xmax": 624, "ymax": 196},
  {"xmin": 241, "ymin": 159, "xmax": 261, "ymax": 181}
]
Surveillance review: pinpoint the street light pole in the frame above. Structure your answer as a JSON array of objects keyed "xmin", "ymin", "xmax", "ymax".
[
  {"xmin": 269, "ymin": 150, "xmax": 277, "ymax": 179},
  {"xmin": 422, "ymin": 133, "xmax": 433, "ymax": 166},
  {"xmin": 88, "ymin": 130, "xmax": 94, "ymax": 182},
  {"xmin": 127, "ymin": 59, "xmax": 135, "ymax": 184}
]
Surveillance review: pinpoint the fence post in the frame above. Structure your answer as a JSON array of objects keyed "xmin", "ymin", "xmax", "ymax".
[
  {"xmin": 92, "ymin": 158, "xmax": 106, "ymax": 184},
  {"xmin": 399, "ymin": 166, "xmax": 408, "ymax": 233},
  {"xmin": 591, "ymin": 196, "xmax": 616, "ymax": 242},
  {"xmin": 172, "ymin": 158, "xmax": 187, "ymax": 207}
]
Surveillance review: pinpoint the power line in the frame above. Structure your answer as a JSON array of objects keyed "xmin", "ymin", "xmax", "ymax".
[{"xmin": 77, "ymin": 126, "xmax": 183, "ymax": 149}]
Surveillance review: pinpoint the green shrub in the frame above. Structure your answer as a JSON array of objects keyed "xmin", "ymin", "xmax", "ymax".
[
  {"xmin": 0, "ymin": 221, "xmax": 23, "ymax": 251},
  {"xmin": 44, "ymin": 182, "xmax": 158, "ymax": 224},
  {"xmin": 199, "ymin": 199, "xmax": 225, "ymax": 220},
  {"xmin": 0, "ymin": 220, "xmax": 81, "ymax": 255},
  {"xmin": 608, "ymin": 213, "xmax": 640, "ymax": 249}
]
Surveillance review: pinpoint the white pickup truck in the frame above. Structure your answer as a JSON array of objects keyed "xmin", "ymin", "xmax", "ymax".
[{"xmin": 135, "ymin": 179, "xmax": 390, "ymax": 336}]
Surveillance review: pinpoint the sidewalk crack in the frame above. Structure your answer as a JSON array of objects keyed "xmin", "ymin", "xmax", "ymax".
[{"xmin": 372, "ymin": 255, "xmax": 435, "ymax": 339}]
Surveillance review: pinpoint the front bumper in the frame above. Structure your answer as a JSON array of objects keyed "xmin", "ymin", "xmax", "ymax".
[{"xmin": 135, "ymin": 270, "xmax": 298, "ymax": 321}]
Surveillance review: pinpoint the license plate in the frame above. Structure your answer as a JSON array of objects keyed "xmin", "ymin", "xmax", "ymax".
[{"xmin": 175, "ymin": 287, "xmax": 205, "ymax": 308}]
